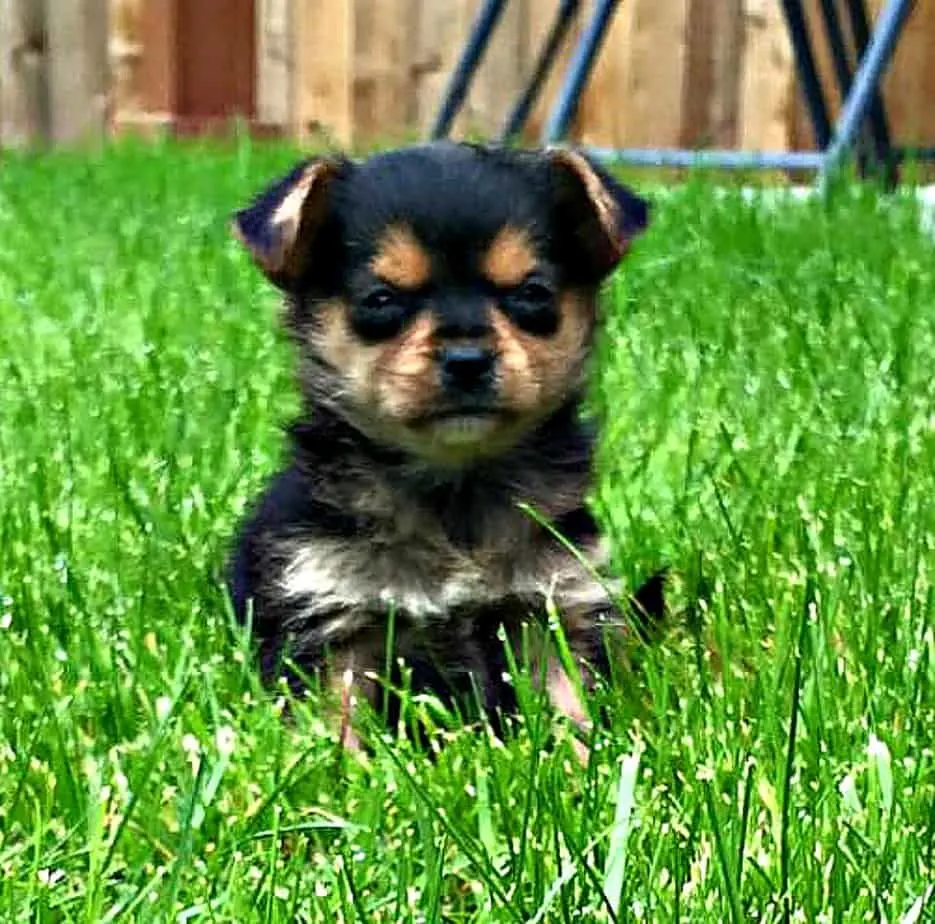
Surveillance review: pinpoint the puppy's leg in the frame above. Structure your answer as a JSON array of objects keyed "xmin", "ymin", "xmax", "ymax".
[
  {"xmin": 516, "ymin": 620, "xmax": 598, "ymax": 765},
  {"xmin": 323, "ymin": 636, "xmax": 384, "ymax": 757},
  {"xmin": 547, "ymin": 568, "xmax": 669, "ymax": 763},
  {"xmin": 542, "ymin": 651, "xmax": 594, "ymax": 765}
]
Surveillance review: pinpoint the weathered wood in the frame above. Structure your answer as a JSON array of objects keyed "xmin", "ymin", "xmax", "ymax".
[
  {"xmin": 0, "ymin": 0, "xmax": 46, "ymax": 146},
  {"xmin": 13, "ymin": 0, "xmax": 935, "ymax": 162},
  {"xmin": 709, "ymin": 0, "xmax": 746, "ymax": 147},
  {"xmin": 739, "ymin": 0, "xmax": 795, "ymax": 154},
  {"xmin": 573, "ymin": 0, "xmax": 630, "ymax": 146},
  {"xmin": 354, "ymin": 0, "xmax": 417, "ymax": 144},
  {"xmin": 135, "ymin": 0, "xmax": 177, "ymax": 125},
  {"xmin": 871, "ymin": 0, "xmax": 935, "ymax": 152},
  {"xmin": 176, "ymin": 0, "xmax": 255, "ymax": 125},
  {"xmin": 256, "ymin": 0, "xmax": 293, "ymax": 128},
  {"xmin": 45, "ymin": 0, "xmax": 110, "ymax": 145},
  {"xmin": 680, "ymin": 0, "xmax": 716, "ymax": 148},
  {"xmin": 413, "ymin": 0, "xmax": 475, "ymax": 137},
  {"xmin": 294, "ymin": 0, "xmax": 354, "ymax": 146},
  {"xmin": 580, "ymin": 0, "xmax": 690, "ymax": 149},
  {"xmin": 468, "ymin": 0, "xmax": 526, "ymax": 137},
  {"xmin": 787, "ymin": 0, "xmax": 933, "ymax": 177},
  {"xmin": 109, "ymin": 0, "xmax": 146, "ymax": 131}
]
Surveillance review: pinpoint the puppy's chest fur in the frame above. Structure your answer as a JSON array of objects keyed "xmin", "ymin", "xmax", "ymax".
[
  {"xmin": 236, "ymin": 407, "xmax": 613, "ymax": 658},
  {"xmin": 277, "ymin": 490, "xmax": 607, "ymax": 639}
]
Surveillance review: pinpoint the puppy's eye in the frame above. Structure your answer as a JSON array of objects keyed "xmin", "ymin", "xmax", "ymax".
[
  {"xmin": 361, "ymin": 287, "xmax": 398, "ymax": 311},
  {"xmin": 351, "ymin": 286, "xmax": 419, "ymax": 342},
  {"xmin": 500, "ymin": 278, "xmax": 559, "ymax": 336},
  {"xmin": 517, "ymin": 281, "xmax": 554, "ymax": 306}
]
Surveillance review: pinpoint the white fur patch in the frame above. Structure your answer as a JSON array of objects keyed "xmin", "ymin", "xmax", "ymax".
[{"xmin": 277, "ymin": 534, "xmax": 614, "ymax": 638}]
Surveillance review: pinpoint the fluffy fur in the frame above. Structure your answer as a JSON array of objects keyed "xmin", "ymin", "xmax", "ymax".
[{"xmin": 227, "ymin": 141, "xmax": 662, "ymax": 757}]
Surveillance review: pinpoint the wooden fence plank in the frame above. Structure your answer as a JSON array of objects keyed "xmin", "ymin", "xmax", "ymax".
[
  {"xmin": 788, "ymin": 0, "xmax": 934, "ymax": 175},
  {"xmin": 680, "ymin": 0, "xmax": 716, "ymax": 148},
  {"xmin": 413, "ymin": 0, "xmax": 476, "ymax": 137},
  {"xmin": 45, "ymin": 0, "xmax": 110, "ymax": 145},
  {"xmin": 708, "ymin": 0, "xmax": 745, "ymax": 147},
  {"xmin": 256, "ymin": 0, "xmax": 293, "ymax": 128},
  {"xmin": 874, "ymin": 0, "xmax": 935, "ymax": 152},
  {"xmin": 132, "ymin": 0, "xmax": 176, "ymax": 130},
  {"xmin": 579, "ymin": 0, "xmax": 689, "ymax": 149},
  {"xmin": 294, "ymin": 0, "xmax": 354, "ymax": 146},
  {"xmin": 468, "ymin": 0, "xmax": 527, "ymax": 137},
  {"xmin": 109, "ymin": 0, "xmax": 146, "ymax": 132},
  {"xmin": 739, "ymin": 0, "xmax": 794, "ymax": 154},
  {"xmin": 523, "ymin": 0, "xmax": 582, "ymax": 142},
  {"xmin": 9, "ymin": 0, "xmax": 935, "ymax": 162},
  {"xmin": 0, "ymin": 0, "xmax": 45, "ymax": 146},
  {"xmin": 574, "ymin": 0, "xmax": 632, "ymax": 147},
  {"xmin": 354, "ymin": 0, "xmax": 417, "ymax": 144}
]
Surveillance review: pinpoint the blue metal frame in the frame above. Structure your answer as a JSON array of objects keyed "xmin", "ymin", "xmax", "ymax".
[
  {"xmin": 429, "ymin": 0, "xmax": 926, "ymax": 188},
  {"xmin": 817, "ymin": 0, "xmax": 915, "ymax": 187},
  {"xmin": 498, "ymin": 0, "xmax": 581, "ymax": 142},
  {"xmin": 429, "ymin": 0, "xmax": 509, "ymax": 141},
  {"xmin": 782, "ymin": 0, "xmax": 834, "ymax": 149},
  {"xmin": 843, "ymin": 0, "xmax": 897, "ymax": 175},
  {"xmin": 540, "ymin": 0, "xmax": 619, "ymax": 143}
]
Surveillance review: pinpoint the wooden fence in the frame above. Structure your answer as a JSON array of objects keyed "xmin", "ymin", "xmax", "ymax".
[{"xmin": 1, "ymin": 0, "xmax": 934, "ymax": 159}]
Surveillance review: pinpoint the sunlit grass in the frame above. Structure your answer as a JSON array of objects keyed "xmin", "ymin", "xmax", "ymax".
[{"xmin": 0, "ymin": 136, "xmax": 932, "ymax": 921}]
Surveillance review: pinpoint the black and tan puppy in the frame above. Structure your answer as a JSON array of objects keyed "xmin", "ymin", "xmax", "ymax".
[{"xmin": 227, "ymin": 141, "xmax": 661, "ymax": 758}]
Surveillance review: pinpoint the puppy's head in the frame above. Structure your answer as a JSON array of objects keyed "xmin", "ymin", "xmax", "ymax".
[{"xmin": 233, "ymin": 143, "xmax": 650, "ymax": 466}]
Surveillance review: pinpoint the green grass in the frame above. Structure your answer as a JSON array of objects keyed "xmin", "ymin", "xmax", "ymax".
[{"xmin": 0, "ymin": 136, "xmax": 933, "ymax": 922}]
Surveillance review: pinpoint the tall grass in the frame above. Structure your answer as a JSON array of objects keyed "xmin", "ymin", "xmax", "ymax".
[{"xmin": 0, "ymin": 137, "xmax": 932, "ymax": 921}]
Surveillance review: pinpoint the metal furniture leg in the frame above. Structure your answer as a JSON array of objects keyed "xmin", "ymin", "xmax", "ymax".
[
  {"xmin": 819, "ymin": 0, "xmax": 859, "ymax": 105},
  {"xmin": 540, "ymin": 0, "xmax": 620, "ymax": 144},
  {"xmin": 842, "ymin": 0, "xmax": 900, "ymax": 185},
  {"xmin": 427, "ymin": 0, "xmax": 926, "ymax": 184},
  {"xmin": 817, "ymin": 0, "xmax": 914, "ymax": 189},
  {"xmin": 818, "ymin": 0, "xmax": 877, "ymax": 177},
  {"xmin": 780, "ymin": 0, "xmax": 834, "ymax": 149},
  {"xmin": 497, "ymin": 0, "xmax": 581, "ymax": 142},
  {"xmin": 430, "ymin": 0, "xmax": 508, "ymax": 141}
]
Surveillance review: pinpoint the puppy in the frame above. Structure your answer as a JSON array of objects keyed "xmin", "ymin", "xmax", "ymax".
[{"xmin": 227, "ymin": 141, "xmax": 662, "ymax": 758}]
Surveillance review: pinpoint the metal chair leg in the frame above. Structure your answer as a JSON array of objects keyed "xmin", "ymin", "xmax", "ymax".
[
  {"xmin": 818, "ymin": 0, "xmax": 876, "ymax": 178},
  {"xmin": 780, "ymin": 0, "xmax": 834, "ymax": 149},
  {"xmin": 540, "ymin": 0, "xmax": 620, "ymax": 144},
  {"xmin": 842, "ymin": 0, "xmax": 900, "ymax": 186},
  {"xmin": 818, "ymin": 0, "xmax": 915, "ymax": 189},
  {"xmin": 497, "ymin": 0, "xmax": 581, "ymax": 143},
  {"xmin": 430, "ymin": 0, "xmax": 508, "ymax": 141}
]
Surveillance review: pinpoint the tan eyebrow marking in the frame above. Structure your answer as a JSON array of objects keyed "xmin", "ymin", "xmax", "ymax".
[
  {"xmin": 481, "ymin": 226, "xmax": 538, "ymax": 288},
  {"xmin": 370, "ymin": 224, "xmax": 432, "ymax": 290}
]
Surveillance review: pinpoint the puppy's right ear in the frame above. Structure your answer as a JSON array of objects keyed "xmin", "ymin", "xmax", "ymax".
[{"xmin": 231, "ymin": 156, "xmax": 348, "ymax": 291}]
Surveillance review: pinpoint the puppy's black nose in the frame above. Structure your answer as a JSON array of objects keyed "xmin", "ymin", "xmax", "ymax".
[{"xmin": 440, "ymin": 345, "xmax": 494, "ymax": 394}]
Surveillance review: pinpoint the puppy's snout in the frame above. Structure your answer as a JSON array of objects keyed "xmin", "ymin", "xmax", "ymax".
[{"xmin": 439, "ymin": 345, "xmax": 495, "ymax": 395}]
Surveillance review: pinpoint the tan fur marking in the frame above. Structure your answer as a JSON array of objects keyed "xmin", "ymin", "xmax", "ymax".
[
  {"xmin": 308, "ymin": 290, "xmax": 595, "ymax": 463},
  {"xmin": 376, "ymin": 313, "xmax": 437, "ymax": 417},
  {"xmin": 482, "ymin": 226, "xmax": 538, "ymax": 288},
  {"xmin": 313, "ymin": 299, "xmax": 375, "ymax": 396},
  {"xmin": 371, "ymin": 225, "xmax": 432, "ymax": 290},
  {"xmin": 311, "ymin": 300, "xmax": 444, "ymax": 457},
  {"xmin": 324, "ymin": 640, "xmax": 385, "ymax": 757},
  {"xmin": 491, "ymin": 290, "xmax": 593, "ymax": 415}
]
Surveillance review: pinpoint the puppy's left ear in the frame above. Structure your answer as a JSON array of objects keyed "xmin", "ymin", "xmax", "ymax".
[
  {"xmin": 231, "ymin": 155, "xmax": 349, "ymax": 291},
  {"xmin": 546, "ymin": 147, "xmax": 651, "ymax": 281}
]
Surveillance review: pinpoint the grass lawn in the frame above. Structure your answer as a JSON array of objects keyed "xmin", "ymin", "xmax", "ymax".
[{"xmin": 0, "ymin": 138, "xmax": 933, "ymax": 923}]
